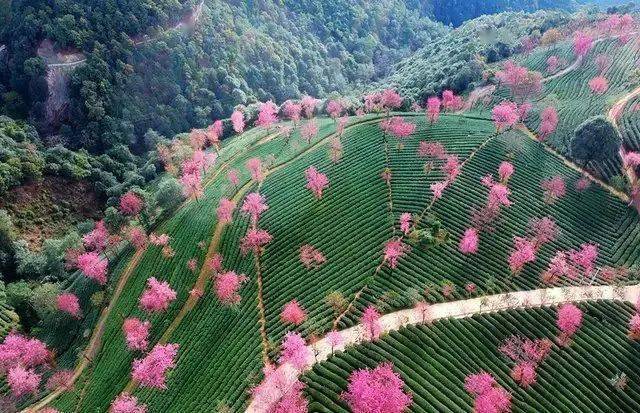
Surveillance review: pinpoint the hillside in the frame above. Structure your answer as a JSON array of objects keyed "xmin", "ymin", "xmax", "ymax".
[{"xmin": 3, "ymin": 5, "xmax": 640, "ymax": 413}]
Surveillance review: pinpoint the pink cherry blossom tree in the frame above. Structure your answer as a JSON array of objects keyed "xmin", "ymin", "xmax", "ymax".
[
  {"xmin": 426, "ymin": 97, "xmax": 441, "ymax": 124},
  {"xmin": 418, "ymin": 141, "xmax": 447, "ymax": 159},
  {"xmin": 304, "ymin": 166, "xmax": 329, "ymax": 199},
  {"xmin": 110, "ymin": 392, "xmax": 147, "ymax": 413},
  {"xmin": 508, "ymin": 237, "xmax": 537, "ymax": 274},
  {"xmin": 180, "ymin": 172, "xmax": 203, "ymax": 200},
  {"xmin": 557, "ymin": 303, "xmax": 583, "ymax": 345},
  {"xmin": 231, "ymin": 110, "xmax": 245, "ymax": 133},
  {"xmin": 546, "ymin": 55, "xmax": 560, "ymax": 74},
  {"xmin": 45, "ymin": 370, "xmax": 73, "ymax": 392},
  {"xmin": 216, "ymin": 198, "xmax": 236, "ymax": 225},
  {"xmin": 128, "ymin": 227, "xmax": 147, "ymax": 250},
  {"xmin": 383, "ymin": 238, "xmax": 410, "ymax": 269},
  {"xmin": 281, "ymin": 300, "xmax": 307, "ymax": 325},
  {"xmin": 301, "ymin": 120, "xmax": 319, "ymax": 144},
  {"xmin": 327, "ymin": 330, "xmax": 344, "ymax": 354},
  {"xmin": 240, "ymin": 229, "xmax": 272, "ymax": 255},
  {"xmin": 245, "ymin": 157, "xmax": 264, "ymax": 183},
  {"xmin": 459, "ymin": 228, "xmax": 479, "ymax": 254},
  {"xmin": 430, "ymin": 181, "xmax": 448, "ymax": 200},
  {"xmin": 77, "ymin": 252, "xmax": 108, "ymax": 285},
  {"xmin": 399, "ymin": 213, "xmax": 412, "ymax": 235},
  {"xmin": 57, "ymin": 293, "xmax": 81, "ymax": 318},
  {"xmin": 301, "ymin": 95, "xmax": 318, "ymax": 119},
  {"xmin": 279, "ymin": 332, "xmax": 312, "ymax": 370},
  {"xmin": 139, "ymin": 277, "xmax": 177, "ymax": 313},
  {"xmin": 120, "ymin": 192, "xmax": 144, "ymax": 217},
  {"xmin": 256, "ymin": 101, "xmax": 279, "ymax": 129},
  {"xmin": 442, "ymin": 90, "xmax": 463, "ymax": 112},
  {"xmin": 380, "ymin": 117, "xmax": 416, "ymax": 140},
  {"xmin": 7, "ymin": 365, "xmax": 41, "ymax": 398},
  {"xmin": 214, "ymin": 271, "xmax": 248, "ymax": 305},
  {"xmin": 361, "ymin": 305, "xmax": 382, "ymax": 340},
  {"xmin": 574, "ymin": 32, "xmax": 594, "ymax": 58},
  {"xmin": 342, "ymin": 362, "xmax": 412, "ymax": 413},
  {"xmin": 538, "ymin": 106, "xmax": 559, "ymax": 141},
  {"xmin": 283, "ymin": 101, "xmax": 303, "ymax": 124},
  {"xmin": 131, "ymin": 343, "xmax": 179, "ymax": 389},
  {"xmin": 123, "ymin": 318, "xmax": 151, "ymax": 351},
  {"xmin": 589, "ymin": 76, "xmax": 609, "ymax": 95},
  {"xmin": 241, "ymin": 192, "xmax": 269, "ymax": 225},
  {"xmin": 492, "ymin": 101, "xmax": 520, "ymax": 132},
  {"xmin": 541, "ymin": 176, "xmax": 566, "ymax": 204},
  {"xmin": 498, "ymin": 162, "xmax": 514, "ymax": 183},
  {"xmin": 326, "ymin": 100, "xmax": 344, "ymax": 120},
  {"xmin": 464, "ymin": 372, "xmax": 511, "ymax": 413},
  {"xmin": 227, "ymin": 169, "xmax": 240, "ymax": 188},
  {"xmin": 83, "ymin": 220, "xmax": 109, "ymax": 252},
  {"xmin": 299, "ymin": 244, "xmax": 326, "ymax": 269}
]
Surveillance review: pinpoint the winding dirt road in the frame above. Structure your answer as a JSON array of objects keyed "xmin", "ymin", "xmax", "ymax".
[{"xmin": 246, "ymin": 283, "xmax": 640, "ymax": 413}]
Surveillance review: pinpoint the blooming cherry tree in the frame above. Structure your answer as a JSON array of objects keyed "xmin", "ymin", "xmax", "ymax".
[
  {"xmin": 110, "ymin": 392, "xmax": 147, "ymax": 413},
  {"xmin": 131, "ymin": 343, "xmax": 179, "ymax": 389},
  {"xmin": 281, "ymin": 300, "xmax": 307, "ymax": 325},
  {"xmin": 123, "ymin": 318, "xmax": 151, "ymax": 351},
  {"xmin": 77, "ymin": 252, "xmax": 108, "ymax": 285},
  {"xmin": 57, "ymin": 293, "xmax": 81, "ymax": 318},
  {"xmin": 139, "ymin": 277, "xmax": 177, "ymax": 313},
  {"xmin": 342, "ymin": 363, "xmax": 412, "ymax": 413},
  {"xmin": 426, "ymin": 97, "xmax": 441, "ymax": 124},
  {"xmin": 459, "ymin": 228, "xmax": 479, "ymax": 254},
  {"xmin": 557, "ymin": 303, "xmax": 583, "ymax": 345},
  {"xmin": 279, "ymin": 332, "xmax": 312, "ymax": 370},
  {"xmin": 304, "ymin": 166, "xmax": 329, "ymax": 199},
  {"xmin": 214, "ymin": 271, "xmax": 248, "ymax": 305},
  {"xmin": 361, "ymin": 305, "xmax": 382, "ymax": 340}
]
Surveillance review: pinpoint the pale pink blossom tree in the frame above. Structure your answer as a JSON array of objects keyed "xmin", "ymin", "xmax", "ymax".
[
  {"xmin": 546, "ymin": 55, "xmax": 560, "ymax": 74},
  {"xmin": 301, "ymin": 95, "xmax": 318, "ymax": 119},
  {"xmin": 57, "ymin": 293, "xmax": 81, "ymax": 318},
  {"xmin": 299, "ymin": 244, "xmax": 326, "ymax": 269},
  {"xmin": 180, "ymin": 172, "xmax": 203, "ymax": 200},
  {"xmin": 83, "ymin": 220, "xmax": 109, "ymax": 252},
  {"xmin": 430, "ymin": 181, "xmax": 448, "ymax": 200},
  {"xmin": 508, "ymin": 237, "xmax": 537, "ymax": 274},
  {"xmin": 342, "ymin": 362, "xmax": 412, "ymax": 413},
  {"xmin": 399, "ymin": 213, "xmax": 412, "ymax": 235},
  {"xmin": 301, "ymin": 120, "xmax": 319, "ymax": 144},
  {"xmin": 245, "ymin": 157, "xmax": 264, "ymax": 183},
  {"xmin": 214, "ymin": 271, "xmax": 248, "ymax": 305},
  {"xmin": 139, "ymin": 277, "xmax": 177, "ymax": 313},
  {"xmin": 541, "ymin": 176, "xmax": 566, "ymax": 204},
  {"xmin": 231, "ymin": 110, "xmax": 244, "ymax": 133},
  {"xmin": 326, "ymin": 100, "xmax": 344, "ymax": 120},
  {"xmin": 216, "ymin": 198, "xmax": 236, "ymax": 225},
  {"xmin": 538, "ymin": 106, "xmax": 559, "ymax": 140},
  {"xmin": 442, "ymin": 90, "xmax": 463, "ymax": 112},
  {"xmin": 327, "ymin": 330, "xmax": 344, "ymax": 355},
  {"xmin": 240, "ymin": 229, "xmax": 272, "ymax": 255},
  {"xmin": 492, "ymin": 101, "xmax": 520, "ymax": 132},
  {"xmin": 45, "ymin": 370, "xmax": 73, "ymax": 392},
  {"xmin": 227, "ymin": 169, "xmax": 240, "ymax": 188},
  {"xmin": 281, "ymin": 300, "xmax": 307, "ymax": 325},
  {"xmin": 589, "ymin": 76, "xmax": 609, "ymax": 95},
  {"xmin": 110, "ymin": 392, "xmax": 147, "ymax": 413},
  {"xmin": 283, "ymin": 101, "xmax": 302, "ymax": 124},
  {"xmin": 122, "ymin": 318, "xmax": 151, "ymax": 351},
  {"xmin": 498, "ymin": 162, "xmax": 514, "ymax": 183},
  {"xmin": 574, "ymin": 32, "xmax": 594, "ymax": 58},
  {"xmin": 304, "ymin": 166, "xmax": 329, "ymax": 199},
  {"xmin": 128, "ymin": 227, "xmax": 147, "ymax": 250},
  {"xmin": 131, "ymin": 343, "xmax": 179, "ymax": 389}
]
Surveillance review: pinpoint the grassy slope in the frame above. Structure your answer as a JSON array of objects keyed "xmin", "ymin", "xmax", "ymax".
[
  {"xmin": 303, "ymin": 301, "xmax": 640, "ymax": 412},
  {"xmin": 42, "ymin": 112, "xmax": 640, "ymax": 412}
]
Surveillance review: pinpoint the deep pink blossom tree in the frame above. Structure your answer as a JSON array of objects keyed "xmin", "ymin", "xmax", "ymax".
[
  {"xmin": 361, "ymin": 305, "xmax": 382, "ymax": 340},
  {"xmin": 464, "ymin": 372, "xmax": 496, "ymax": 396},
  {"xmin": 342, "ymin": 362, "xmax": 412, "ymax": 413},
  {"xmin": 304, "ymin": 166, "xmax": 329, "ymax": 199},
  {"xmin": 380, "ymin": 117, "xmax": 416, "ymax": 140},
  {"xmin": 569, "ymin": 243, "xmax": 598, "ymax": 277},
  {"xmin": 216, "ymin": 198, "xmax": 236, "ymax": 225},
  {"xmin": 77, "ymin": 252, "xmax": 108, "ymax": 285},
  {"xmin": 7, "ymin": 366, "xmax": 41, "ymax": 398},
  {"xmin": 574, "ymin": 32, "xmax": 594, "ymax": 58},
  {"xmin": 299, "ymin": 244, "xmax": 326, "ymax": 269},
  {"xmin": 57, "ymin": 293, "xmax": 81, "ymax": 318},
  {"xmin": 508, "ymin": 237, "xmax": 537, "ymax": 274},
  {"xmin": 464, "ymin": 372, "xmax": 511, "ymax": 413},
  {"xmin": 120, "ymin": 192, "xmax": 144, "ymax": 216},
  {"xmin": 256, "ymin": 101, "xmax": 279, "ymax": 129},
  {"xmin": 83, "ymin": 220, "xmax": 109, "ymax": 252},
  {"xmin": 128, "ymin": 227, "xmax": 147, "ymax": 250},
  {"xmin": 301, "ymin": 120, "xmax": 319, "ymax": 144},
  {"xmin": 399, "ymin": 213, "xmax": 412, "ymax": 235},
  {"xmin": 557, "ymin": 303, "xmax": 583, "ymax": 345},
  {"xmin": 459, "ymin": 228, "xmax": 479, "ymax": 254},
  {"xmin": 214, "ymin": 271, "xmax": 248, "ymax": 305},
  {"xmin": 231, "ymin": 110, "xmax": 245, "ymax": 133},
  {"xmin": 442, "ymin": 90, "xmax": 463, "ymax": 111},
  {"xmin": 281, "ymin": 300, "xmax": 307, "ymax": 325},
  {"xmin": 426, "ymin": 97, "xmax": 441, "ymax": 124},
  {"xmin": 383, "ymin": 238, "xmax": 410, "ymax": 269},
  {"xmin": 139, "ymin": 277, "xmax": 177, "ymax": 313},
  {"xmin": 131, "ymin": 343, "xmax": 179, "ymax": 389},
  {"xmin": 279, "ymin": 332, "xmax": 312, "ymax": 370},
  {"xmin": 0, "ymin": 332, "xmax": 49, "ymax": 371},
  {"xmin": 110, "ymin": 392, "xmax": 147, "ymax": 413},
  {"xmin": 122, "ymin": 318, "xmax": 151, "ymax": 351},
  {"xmin": 443, "ymin": 155, "xmax": 461, "ymax": 181},
  {"xmin": 241, "ymin": 192, "xmax": 269, "ymax": 224}
]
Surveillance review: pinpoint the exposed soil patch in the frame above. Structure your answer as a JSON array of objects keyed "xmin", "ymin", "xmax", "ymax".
[{"xmin": 0, "ymin": 176, "xmax": 102, "ymax": 250}]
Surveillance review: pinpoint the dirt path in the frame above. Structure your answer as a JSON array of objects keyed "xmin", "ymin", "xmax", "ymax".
[
  {"xmin": 247, "ymin": 282, "xmax": 640, "ymax": 413},
  {"xmin": 22, "ymin": 247, "xmax": 147, "ymax": 413}
]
